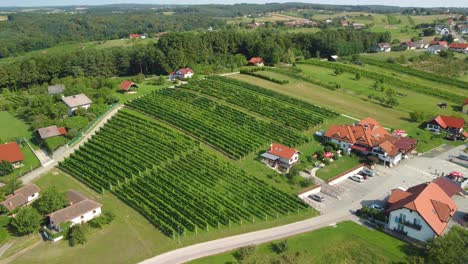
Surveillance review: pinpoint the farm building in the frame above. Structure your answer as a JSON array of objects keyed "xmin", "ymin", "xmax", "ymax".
[
  {"xmin": 62, "ymin": 94, "xmax": 92, "ymax": 116},
  {"xmin": 426, "ymin": 45, "xmax": 446, "ymax": 54},
  {"xmin": 48, "ymin": 190, "xmax": 102, "ymax": 227},
  {"xmin": 169, "ymin": 68, "xmax": 194, "ymax": 80},
  {"xmin": 0, "ymin": 184, "xmax": 40, "ymax": 211},
  {"xmin": 386, "ymin": 181, "xmax": 457, "ymax": 242},
  {"xmin": 248, "ymin": 57, "xmax": 264, "ymax": 67},
  {"xmin": 400, "ymin": 41, "xmax": 416, "ymax": 50},
  {"xmin": 429, "ymin": 40, "xmax": 448, "ymax": 47},
  {"xmin": 119, "ymin": 80, "xmax": 139, "ymax": 92},
  {"xmin": 448, "ymin": 43, "xmax": 468, "ymax": 54},
  {"xmin": 0, "ymin": 142, "xmax": 25, "ymax": 168},
  {"xmin": 47, "ymin": 84, "xmax": 65, "ymax": 95},
  {"xmin": 261, "ymin": 143, "xmax": 299, "ymax": 172},
  {"xmin": 324, "ymin": 118, "xmax": 417, "ymax": 166},
  {"xmin": 128, "ymin": 33, "xmax": 146, "ymax": 39},
  {"xmin": 370, "ymin": 43, "xmax": 391, "ymax": 52},
  {"xmin": 37, "ymin": 125, "xmax": 67, "ymax": 140},
  {"xmin": 426, "ymin": 115, "xmax": 465, "ymax": 139}
]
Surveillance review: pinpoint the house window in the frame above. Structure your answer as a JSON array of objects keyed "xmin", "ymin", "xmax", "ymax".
[
  {"xmin": 31, "ymin": 194, "xmax": 35, "ymax": 197},
  {"xmin": 81, "ymin": 216, "xmax": 84, "ymax": 219},
  {"xmin": 93, "ymin": 210, "xmax": 96, "ymax": 214}
]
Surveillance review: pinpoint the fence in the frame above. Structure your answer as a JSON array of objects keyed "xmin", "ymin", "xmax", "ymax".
[{"xmin": 67, "ymin": 103, "xmax": 119, "ymax": 147}]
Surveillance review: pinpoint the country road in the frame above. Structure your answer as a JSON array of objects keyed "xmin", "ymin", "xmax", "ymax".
[
  {"xmin": 19, "ymin": 104, "xmax": 124, "ymax": 184},
  {"xmin": 140, "ymin": 212, "xmax": 356, "ymax": 264}
]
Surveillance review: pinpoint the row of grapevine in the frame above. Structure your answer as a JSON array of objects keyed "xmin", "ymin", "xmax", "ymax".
[
  {"xmin": 358, "ymin": 57, "xmax": 468, "ymax": 90},
  {"xmin": 59, "ymin": 109, "xmax": 199, "ymax": 192},
  {"xmin": 180, "ymin": 77, "xmax": 337, "ymax": 131},
  {"xmin": 114, "ymin": 149, "xmax": 308, "ymax": 237},
  {"xmin": 126, "ymin": 89, "xmax": 308, "ymax": 159},
  {"xmin": 299, "ymin": 60, "xmax": 464, "ymax": 103}
]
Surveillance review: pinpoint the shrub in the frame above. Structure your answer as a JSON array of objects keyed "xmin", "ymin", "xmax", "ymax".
[
  {"xmin": 89, "ymin": 211, "xmax": 115, "ymax": 229},
  {"xmin": 299, "ymin": 178, "xmax": 315, "ymax": 188},
  {"xmin": 68, "ymin": 224, "xmax": 88, "ymax": 246},
  {"xmin": 0, "ymin": 161, "xmax": 13, "ymax": 176},
  {"xmin": 233, "ymin": 245, "xmax": 256, "ymax": 263},
  {"xmin": 271, "ymin": 239, "xmax": 288, "ymax": 254},
  {"xmin": 11, "ymin": 207, "xmax": 41, "ymax": 235},
  {"xmin": 323, "ymin": 159, "xmax": 331, "ymax": 165}
]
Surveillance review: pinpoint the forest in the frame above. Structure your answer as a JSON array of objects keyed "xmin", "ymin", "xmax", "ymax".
[{"xmin": 0, "ymin": 29, "xmax": 390, "ymax": 90}]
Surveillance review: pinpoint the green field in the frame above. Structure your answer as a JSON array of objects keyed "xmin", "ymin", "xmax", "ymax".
[
  {"xmin": 189, "ymin": 221, "xmax": 418, "ymax": 264},
  {"xmin": 316, "ymin": 155, "xmax": 361, "ymax": 181},
  {"xmin": 7, "ymin": 169, "xmax": 315, "ymax": 264},
  {"xmin": 0, "ymin": 111, "xmax": 33, "ymax": 141}
]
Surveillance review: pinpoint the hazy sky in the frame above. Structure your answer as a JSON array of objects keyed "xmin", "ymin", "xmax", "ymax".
[{"xmin": 1, "ymin": 1, "xmax": 467, "ymax": 8}]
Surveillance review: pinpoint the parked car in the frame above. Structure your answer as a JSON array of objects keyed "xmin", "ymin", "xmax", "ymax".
[
  {"xmin": 458, "ymin": 154, "xmax": 468, "ymax": 161},
  {"xmin": 308, "ymin": 194, "xmax": 324, "ymax": 202},
  {"xmin": 349, "ymin": 175, "xmax": 364, "ymax": 183},
  {"xmin": 370, "ymin": 204, "xmax": 384, "ymax": 211},
  {"xmin": 360, "ymin": 168, "xmax": 376, "ymax": 177}
]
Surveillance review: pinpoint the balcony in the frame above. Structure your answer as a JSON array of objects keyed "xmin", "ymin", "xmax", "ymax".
[{"xmin": 395, "ymin": 217, "xmax": 422, "ymax": 231}]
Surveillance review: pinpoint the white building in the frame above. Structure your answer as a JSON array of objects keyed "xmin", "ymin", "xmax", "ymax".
[
  {"xmin": 48, "ymin": 190, "xmax": 102, "ymax": 227},
  {"xmin": 169, "ymin": 68, "xmax": 194, "ymax": 80},
  {"xmin": 62, "ymin": 94, "xmax": 92, "ymax": 116},
  {"xmin": 261, "ymin": 143, "xmax": 299, "ymax": 172},
  {"xmin": 386, "ymin": 182, "xmax": 457, "ymax": 242},
  {"xmin": 0, "ymin": 184, "xmax": 40, "ymax": 211},
  {"xmin": 426, "ymin": 45, "xmax": 446, "ymax": 54}
]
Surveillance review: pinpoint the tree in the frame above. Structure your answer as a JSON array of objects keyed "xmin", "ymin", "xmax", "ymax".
[
  {"xmin": 68, "ymin": 224, "xmax": 88, "ymax": 246},
  {"xmin": 409, "ymin": 111, "xmax": 427, "ymax": 123},
  {"xmin": 36, "ymin": 187, "xmax": 68, "ymax": 214},
  {"xmin": 154, "ymin": 75, "xmax": 166, "ymax": 85},
  {"xmin": 425, "ymin": 227, "xmax": 468, "ymax": 264},
  {"xmin": 233, "ymin": 245, "xmax": 256, "ymax": 263},
  {"xmin": 386, "ymin": 97, "xmax": 399, "ymax": 107},
  {"xmin": 355, "ymin": 73, "xmax": 361, "ymax": 80},
  {"xmin": 11, "ymin": 207, "xmax": 41, "ymax": 235},
  {"xmin": 271, "ymin": 239, "xmax": 288, "ymax": 254},
  {"xmin": 0, "ymin": 161, "xmax": 13, "ymax": 176}
]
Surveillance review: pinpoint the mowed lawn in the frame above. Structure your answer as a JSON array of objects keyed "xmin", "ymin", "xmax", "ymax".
[
  {"xmin": 189, "ymin": 221, "xmax": 418, "ymax": 264},
  {"xmin": 0, "ymin": 111, "xmax": 33, "ymax": 141},
  {"xmin": 315, "ymin": 155, "xmax": 361, "ymax": 181},
  {"xmin": 9, "ymin": 169, "xmax": 317, "ymax": 264}
]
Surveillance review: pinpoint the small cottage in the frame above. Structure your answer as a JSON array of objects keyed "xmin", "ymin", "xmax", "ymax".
[
  {"xmin": 0, "ymin": 142, "xmax": 25, "ymax": 168},
  {"xmin": 0, "ymin": 184, "xmax": 40, "ymax": 212},
  {"xmin": 119, "ymin": 80, "xmax": 139, "ymax": 93},
  {"xmin": 248, "ymin": 57, "xmax": 264, "ymax": 67},
  {"xmin": 62, "ymin": 94, "xmax": 92, "ymax": 116},
  {"xmin": 261, "ymin": 143, "xmax": 299, "ymax": 172},
  {"xmin": 169, "ymin": 68, "xmax": 194, "ymax": 80},
  {"xmin": 48, "ymin": 190, "xmax": 102, "ymax": 227}
]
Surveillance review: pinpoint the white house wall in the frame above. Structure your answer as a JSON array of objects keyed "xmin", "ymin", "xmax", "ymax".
[
  {"xmin": 388, "ymin": 208, "xmax": 436, "ymax": 241},
  {"xmin": 70, "ymin": 207, "xmax": 102, "ymax": 226},
  {"xmin": 27, "ymin": 192, "xmax": 39, "ymax": 203}
]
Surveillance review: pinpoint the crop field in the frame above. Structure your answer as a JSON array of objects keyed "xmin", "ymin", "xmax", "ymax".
[
  {"xmin": 59, "ymin": 109, "xmax": 309, "ymax": 238},
  {"xmin": 180, "ymin": 76, "xmax": 339, "ymax": 131},
  {"xmin": 127, "ymin": 87, "xmax": 309, "ymax": 159}
]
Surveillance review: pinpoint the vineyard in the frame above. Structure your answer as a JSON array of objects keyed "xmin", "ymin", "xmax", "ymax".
[
  {"xmin": 126, "ymin": 88, "xmax": 308, "ymax": 159},
  {"xmin": 180, "ymin": 76, "xmax": 339, "ymax": 131},
  {"xmin": 59, "ymin": 109, "xmax": 308, "ymax": 238}
]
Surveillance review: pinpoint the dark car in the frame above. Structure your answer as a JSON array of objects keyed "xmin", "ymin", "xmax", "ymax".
[{"xmin": 308, "ymin": 194, "xmax": 324, "ymax": 202}]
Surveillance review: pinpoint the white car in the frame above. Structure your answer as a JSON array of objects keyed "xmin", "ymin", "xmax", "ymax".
[
  {"xmin": 349, "ymin": 175, "xmax": 364, "ymax": 183},
  {"xmin": 370, "ymin": 204, "xmax": 384, "ymax": 211}
]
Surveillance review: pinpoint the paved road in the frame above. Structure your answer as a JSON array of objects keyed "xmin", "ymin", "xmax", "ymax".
[{"xmin": 19, "ymin": 105, "xmax": 124, "ymax": 184}]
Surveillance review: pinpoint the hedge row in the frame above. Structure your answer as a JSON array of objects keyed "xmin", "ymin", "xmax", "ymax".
[{"xmin": 240, "ymin": 68, "xmax": 289, "ymax": 85}]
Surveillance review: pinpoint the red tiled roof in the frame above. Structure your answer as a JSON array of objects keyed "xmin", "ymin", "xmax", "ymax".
[
  {"xmin": 379, "ymin": 141, "xmax": 399, "ymax": 157},
  {"xmin": 431, "ymin": 115, "xmax": 464, "ymax": 129},
  {"xmin": 119, "ymin": 80, "xmax": 137, "ymax": 91},
  {"xmin": 0, "ymin": 142, "xmax": 24, "ymax": 163},
  {"xmin": 430, "ymin": 40, "xmax": 448, "ymax": 47},
  {"xmin": 464, "ymin": 97, "xmax": 468, "ymax": 105},
  {"xmin": 393, "ymin": 137, "xmax": 417, "ymax": 154},
  {"xmin": 325, "ymin": 117, "xmax": 391, "ymax": 147},
  {"xmin": 179, "ymin": 68, "xmax": 193, "ymax": 75},
  {"xmin": 449, "ymin": 43, "xmax": 468, "ymax": 49},
  {"xmin": 268, "ymin": 143, "xmax": 297, "ymax": 160},
  {"xmin": 387, "ymin": 182, "xmax": 457, "ymax": 236},
  {"xmin": 57, "ymin": 127, "xmax": 67, "ymax": 135},
  {"xmin": 129, "ymin": 34, "xmax": 142, "ymax": 39},
  {"xmin": 433, "ymin": 177, "xmax": 462, "ymax": 197},
  {"xmin": 248, "ymin": 57, "xmax": 264, "ymax": 64}
]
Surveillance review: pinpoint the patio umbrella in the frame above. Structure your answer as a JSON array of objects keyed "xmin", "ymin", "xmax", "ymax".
[
  {"xmin": 393, "ymin": 130, "xmax": 406, "ymax": 137},
  {"xmin": 450, "ymin": 171, "xmax": 463, "ymax": 177},
  {"xmin": 324, "ymin": 152, "xmax": 333, "ymax": 159}
]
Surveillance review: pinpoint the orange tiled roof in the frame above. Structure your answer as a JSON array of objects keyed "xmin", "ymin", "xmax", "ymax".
[
  {"xmin": 387, "ymin": 182, "xmax": 457, "ymax": 236},
  {"xmin": 268, "ymin": 143, "xmax": 297, "ymax": 160},
  {"xmin": 248, "ymin": 57, "xmax": 264, "ymax": 64},
  {"xmin": 432, "ymin": 115, "xmax": 464, "ymax": 129},
  {"xmin": 0, "ymin": 142, "xmax": 24, "ymax": 163}
]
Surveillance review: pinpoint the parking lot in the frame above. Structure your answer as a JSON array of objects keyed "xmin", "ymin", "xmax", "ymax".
[{"xmin": 306, "ymin": 144, "xmax": 467, "ymax": 218}]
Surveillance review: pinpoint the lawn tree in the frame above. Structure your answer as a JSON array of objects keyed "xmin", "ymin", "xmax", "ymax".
[
  {"xmin": 36, "ymin": 187, "xmax": 68, "ymax": 214},
  {"xmin": 355, "ymin": 72, "xmax": 361, "ymax": 80},
  {"xmin": 0, "ymin": 161, "xmax": 13, "ymax": 176},
  {"xmin": 11, "ymin": 207, "xmax": 41, "ymax": 235},
  {"xmin": 68, "ymin": 224, "xmax": 88, "ymax": 246},
  {"xmin": 409, "ymin": 111, "xmax": 427, "ymax": 123},
  {"xmin": 425, "ymin": 226, "xmax": 468, "ymax": 264}
]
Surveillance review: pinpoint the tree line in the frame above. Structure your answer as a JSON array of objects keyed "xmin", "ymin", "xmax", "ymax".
[{"xmin": 0, "ymin": 29, "xmax": 390, "ymax": 90}]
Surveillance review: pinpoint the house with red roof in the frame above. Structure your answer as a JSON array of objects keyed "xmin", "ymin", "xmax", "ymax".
[
  {"xmin": 429, "ymin": 40, "xmax": 448, "ymax": 47},
  {"xmin": 128, "ymin": 33, "xmax": 146, "ymax": 39},
  {"xmin": 463, "ymin": 97, "xmax": 468, "ymax": 114},
  {"xmin": 169, "ymin": 68, "xmax": 194, "ymax": 80},
  {"xmin": 448, "ymin": 43, "xmax": 468, "ymax": 54},
  {"xmin": 260, "ymin": 143, "xmax": 299, "ymax": 172},
  {"xmin": 119, "ymin": 80, "xmax": 139, "ymax": 92},
  {"xmin": 386, "ymin": 182, "xmax": 457, "ymax": 241},
  {"xmin": 427, "ymin": 115, "xmax": 465, "ymax": 139},
  {"xmin": 37, "ymin": 125, "xmax": 67, "ymax": 140},
  {"xmin": 400, "ymin": 41, "xmax": 416, "ymax": 50},
  {"xmin": 0, "ymin": 142, "xmax": 25, "ymax": 168},
  {"xmin": 248, "ymin": 57, "xmax": 264, "ymax": 67},
  {"xmin": 324, "ymin": 118, "xmax": 417, "ymax": 166}
]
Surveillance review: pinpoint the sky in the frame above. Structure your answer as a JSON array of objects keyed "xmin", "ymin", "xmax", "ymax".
[{"xmin": 0, "ymin": 1, "xmax": 466, "ymax": 8}]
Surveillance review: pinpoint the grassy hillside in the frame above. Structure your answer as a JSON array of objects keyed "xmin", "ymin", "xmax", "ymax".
[{"xmin": 189, "ymin": 221, "xmax": 419, "ymax": 264}]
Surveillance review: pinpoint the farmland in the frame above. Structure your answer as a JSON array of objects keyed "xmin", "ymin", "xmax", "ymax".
[
  {"xmin": 128, "ymin": 79, "xmax": 336, "ymax": 159},
  {"xmin": 60, "ymin": 108, "xmax": 311, "ymax": 238}
]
